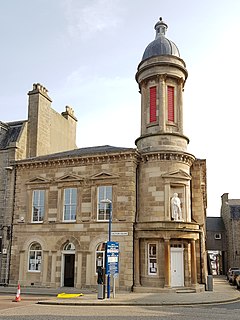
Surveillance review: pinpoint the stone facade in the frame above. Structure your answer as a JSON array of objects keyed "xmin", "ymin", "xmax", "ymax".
[
  {"xmin": 9, "ymin": 147, "xmax": 137, "ymax": 290},
  {"xmin": 221, "ymin": 193, "xmax": 240, "ymax": 269},
  {"xmin": 133, "ymin": 19, "xmax": 207, "ymax": 291},
  {"xmin": 7, "ymin": 18, "xmax": 207, "ymax": 292},
  {"xmin": 0, "ymin": 84, "xmax": 77, "ymax": 284}
]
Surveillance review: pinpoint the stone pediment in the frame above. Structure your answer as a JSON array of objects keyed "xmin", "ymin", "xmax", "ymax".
[
  {"xmin": 162, "ymin": 170, "xmax": 191, "ymax": 181},
  {"xmin": 55, "ymin": 174, "xmax": 83, "ymax": 183},
  {"xmin": 26, "ymin": 176, "xmax": 51, "ymax": 184},
  {"xmin": 90, "ymin": 172, "xmax": 119, "ymax": 180}
]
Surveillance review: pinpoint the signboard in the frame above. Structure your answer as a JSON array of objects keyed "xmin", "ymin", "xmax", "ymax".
[
  {"xmin": 111, "ymin": 232, "xmax": 128, "ymax": 236},
  {"xmin": 105, "ymin": 241, "xmax": 119, "ymax": 276}
]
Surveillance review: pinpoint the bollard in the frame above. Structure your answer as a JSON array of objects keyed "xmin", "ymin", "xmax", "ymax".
[
  {"xmin": 97, "ymin": 284, "xmax": 105, "ymax": 299},
  {"xmin": 206, "ymin": 275, "xmax": 213, "ymax": 291}
]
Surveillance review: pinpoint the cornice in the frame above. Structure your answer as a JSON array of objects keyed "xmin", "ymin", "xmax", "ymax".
[
  {"xmin": 135, "ymin": 132, "xmax": 190, "ymax": 145},
  {"xmin": 136, "ymin": 60, "xmax": 188, "ymax": 84},
  {"xmin": 15, "ymin": 151, "xmax": 140, "ymax": 170},
  {"xmin": 140, "ymin": 151, "xmax": 195, "ymax": 166}
]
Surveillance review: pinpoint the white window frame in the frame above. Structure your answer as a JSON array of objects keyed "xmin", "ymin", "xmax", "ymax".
[
  {"xmin": 215, "ymin": 233, "xmax": 222, "ymax": 240},
  {"xmin": 32, "ymin": 190, "xmax": 45, "ymax": 223},
  {"xmin": 64, "ymin": 243, "xmax": 75, "ymax": 251},
  {"xmin": 63, "ymin": 188, "xmax": 77, "ymax": 222},
  {"xmin": 148, "ymin": 243, "xmax": 157, "ymax": 275},
  {"xmin": 97, "ymin": 186, "xmax": 112, "ymax": 221},
  {"xmin": 28, "ymin": 242, "xmax": 42, "ymax": 272}
]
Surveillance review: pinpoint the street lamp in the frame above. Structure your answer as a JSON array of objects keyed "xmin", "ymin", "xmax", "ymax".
[{"xmin": 100, "ymin": 198, "xmax": 112, "ymax": 298}]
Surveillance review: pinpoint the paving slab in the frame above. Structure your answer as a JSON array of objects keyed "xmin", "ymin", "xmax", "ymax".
[{"xmin": 1, "ymin": 276, "xmax": 239, "ymax": 306}]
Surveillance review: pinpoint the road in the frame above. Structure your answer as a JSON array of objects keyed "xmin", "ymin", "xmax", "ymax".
[{"xmin": 0, "ymin": 295, "xmax": 240, "ymax": 319}]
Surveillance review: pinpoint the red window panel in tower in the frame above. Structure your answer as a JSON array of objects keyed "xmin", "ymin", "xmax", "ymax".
[
  {"xmin": 149, "ymin": 86, "xmax": 157, "ymax": 123},
  {"xmin": 167, "ymin": 86, "xmax": 174, "ymax": 122}
]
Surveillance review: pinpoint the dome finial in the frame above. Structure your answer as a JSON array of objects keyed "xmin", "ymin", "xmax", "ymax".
[{"xmin": 155, "ymin": 17, "xmax": 168, "ymax": 38}]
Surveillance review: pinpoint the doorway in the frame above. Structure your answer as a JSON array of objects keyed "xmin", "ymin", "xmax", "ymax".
[
  {"xmin": 63, "ymin": 254, "xmax": 75, "ymax": 287},
  {"xmin": 171, "ymin": 247, "xmax": 184, "ymax": 287},
  {"xmin": 61, "ymin": 242, "xmax": 76, "ymax": 287}
]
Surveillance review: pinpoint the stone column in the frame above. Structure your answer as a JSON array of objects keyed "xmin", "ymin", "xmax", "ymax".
[
  {"xmin": 164, "ymin": 183, "xmax": 171, "ymax": 220},
  {"xmin": 191, "ymin": 240, "xmax": 197, "ymax": 285},
  {"xmin": 141, "ymin": 83, "xmax": 147, "ymax": 135},
  {"xmin": 164, "ymin": 239, "xmax": 171, "ymax": 287},
  {"xmin": 134, "ymin": 237, "xmax": 140, "ymax": 286},
  {"xmin": 177, "ymin": 78, "xmax": 184, "ymax": 133},
  {"xmin": 159, "ymin": 75, "xmax": 166, "ymax": 132},
  {"xmin": 19, "ymin": 251, "xmax": 25, "ymax": 283},
  {"xmin": 50, "ymin": 251, "xmax": 57, "ymax": 286},
  {"xmin": 42, "ymin": 251, "xmax": 48, "ymax": 285},
  {"xmin": 76, "ymin": 252, "xmax": 82, "ymax": 288},
  {"xmin": 85, "ymin": 252, "xmax": 91, "ymax": 285}
]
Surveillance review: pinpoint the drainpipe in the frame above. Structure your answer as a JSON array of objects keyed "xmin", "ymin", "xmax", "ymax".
[
  {"xmin": 7, "ymin": 164, "xmax": 16, "ymax": 284},
  {"xmin": 199, "ymin": 227, "xmax": 203, "ymax": 284},
  {"xmin": 132, "ymin": 159, "xmax": 140, "ymax": 291}
]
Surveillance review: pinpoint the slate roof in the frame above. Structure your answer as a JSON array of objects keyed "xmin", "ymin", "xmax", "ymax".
[
  {"xmin": 0, "ymin": 121, "xmax": 25, "ymax": 149},
  {"xmin": 206, "ymin": 217, "xmax": 225, "ymax": 232},
  {"xmin": 16, "ymin": 145, "xmax": 137, "ymax": 163}
]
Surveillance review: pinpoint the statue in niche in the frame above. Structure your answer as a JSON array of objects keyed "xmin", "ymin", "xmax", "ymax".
[{"xmin": 171, "ymin": 193, "xmax": 182, "ymax": 221}]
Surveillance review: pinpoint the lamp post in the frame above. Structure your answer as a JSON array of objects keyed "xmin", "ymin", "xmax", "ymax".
[{"xmin": 100, "ymin": 198, "xmax": 112, "ymax": 298}]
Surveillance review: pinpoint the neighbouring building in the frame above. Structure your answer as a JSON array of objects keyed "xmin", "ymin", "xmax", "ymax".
[
  {"xmin": 0, "ymin": 83, "xmax": 77, "ymax": 284},
  {"xmin": 206, "ymin": 217, "xmax": 227, "ymax": 275},
  {"xmin": 205, "ymin": 193, "xmax": 240, "ymax": 276},
  {"xmin": 221, "ymin": 193, "xmax": 240, "ymax": 269},
  {"xmin": 8, "ymin": 18, "xmax": 207, "ymax": 292}
]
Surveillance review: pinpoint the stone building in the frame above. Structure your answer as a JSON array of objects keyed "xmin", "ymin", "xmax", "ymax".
[
  {"xmin": 0, "ymin": 84, "xmax": 77, "ymax": 284},
  {"xmin": 133, "ymin": 18, "xmax": 207, "ymax": 291},
  {"xmin": 9, "ymin": 18, "xmax": 207, "ymax": 291},
  {"xmin": 10, "ymin": 146, "xmax": 138, "ymax": 290},
  {"xmin": 221, "ymin": 193, "xmax": 240, "ymax": 269},
  {"xmin": 206, "ymin": 217, "xmax": 227, "ymax": 275}
]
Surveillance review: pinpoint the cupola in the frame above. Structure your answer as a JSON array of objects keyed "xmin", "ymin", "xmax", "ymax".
[{"xmin": 142, "ymin": 17, "xmax": 180, "ymax": 61}]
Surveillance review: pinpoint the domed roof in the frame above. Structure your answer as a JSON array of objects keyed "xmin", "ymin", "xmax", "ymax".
[{"xmin": 142, "ymin": 17, "xmax": 180, "ymax": 61}]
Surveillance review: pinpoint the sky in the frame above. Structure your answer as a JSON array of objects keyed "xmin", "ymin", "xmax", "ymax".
[{"xmin": 1, "ymin": 0, "xmax": 240, "ymax": 217}]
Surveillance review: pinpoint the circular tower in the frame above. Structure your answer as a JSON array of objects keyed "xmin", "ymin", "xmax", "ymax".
[
  {"xmin": 136, "ymin": 17, "xmax": 189, "ymax": 153},
  {"xmin": 134, "ymin": 18, "xmax": 202, "ymax": 291}
]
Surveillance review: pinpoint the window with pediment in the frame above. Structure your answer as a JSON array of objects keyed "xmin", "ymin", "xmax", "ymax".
[
  {"xmin": 63, "ymin": 188, "xmax": 77, "ymax": 221},
  {"xmin": 97, "ymin": 186, "xmax": 112, "ymax": 221},
  {"xmin": 32, "ymin": 190, "xmax": 45, "ymax": 222}
]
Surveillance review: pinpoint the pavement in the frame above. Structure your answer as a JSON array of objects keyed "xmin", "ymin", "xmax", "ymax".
[{"xmin": 0, "ymin": 276, "xmax": 239, "ymax": 306}]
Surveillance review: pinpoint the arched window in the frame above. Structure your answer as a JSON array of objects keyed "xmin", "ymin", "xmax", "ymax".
[
  {"xmin": 28, "ymin": 242, "xmax": 42, "ymax": 272},
  {"xmin": 95, "ymin": 242, "xmax": 106, "ymax": 273},
  {"xmin": 63, "ymin": 242, "xmax": 75, "ymax": 251}
]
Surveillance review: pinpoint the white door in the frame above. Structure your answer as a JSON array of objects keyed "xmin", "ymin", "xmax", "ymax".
[{"xmin": 171, "ymin": 248, "xmax": 184, "ymax": 287}]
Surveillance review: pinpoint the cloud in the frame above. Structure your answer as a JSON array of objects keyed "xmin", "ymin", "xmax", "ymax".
[{"xmin": 61, "ymin": 0, "xmax": 122, "ymax": 40}]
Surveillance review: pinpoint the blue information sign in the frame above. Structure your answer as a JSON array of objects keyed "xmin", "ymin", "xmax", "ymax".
[{"xmin": 105, "ymin": 241, "xmax": 119, "ymax": 276}]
